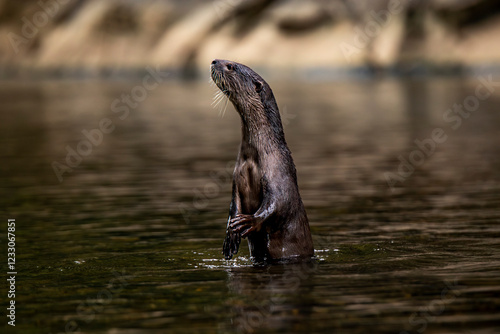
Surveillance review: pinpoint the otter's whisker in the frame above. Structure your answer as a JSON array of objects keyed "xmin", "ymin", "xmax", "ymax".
[
  {"xmin": 219, "ymin": 94, "xmax": 230, "ymax": 118},
  {"xmin": 212, "ymin": 90, "xmax": 225, "ymax": 107},
  {"xmin": 212, "ymin": 90, "xmax": 221, "ymax": 101}
]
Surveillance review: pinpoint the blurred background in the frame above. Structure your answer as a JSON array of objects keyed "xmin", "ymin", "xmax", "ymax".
[
  {"xmin": 1, "ymin": 0, "xmax": 500, "ymax": 76},
  {"xmin": 1, "ymin": 1, "xmax": 500, "ymax": 334}
]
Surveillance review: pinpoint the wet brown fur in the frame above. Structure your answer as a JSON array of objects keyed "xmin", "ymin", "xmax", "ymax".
[{"xmin": 211, "ymin": 59, "xmax": 314, "ymax": 262}]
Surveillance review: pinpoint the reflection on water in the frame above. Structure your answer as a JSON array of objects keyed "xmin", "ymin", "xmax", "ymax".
[{"xmin": 1, "ymin": 76, "xmax": 500, "ymax": 333}]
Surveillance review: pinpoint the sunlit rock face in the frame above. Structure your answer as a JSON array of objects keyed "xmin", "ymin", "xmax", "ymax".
[{"xmin": 1, "ymin": 0, "xmax": 500, "ymax": 75}]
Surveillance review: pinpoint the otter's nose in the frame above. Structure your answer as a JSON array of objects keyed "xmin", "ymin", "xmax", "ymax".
[{"xmin": 211, "ymin": 60, "xmax": 218, "ymax": 65}]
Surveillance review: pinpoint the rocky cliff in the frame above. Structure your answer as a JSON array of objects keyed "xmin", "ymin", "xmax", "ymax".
[{"xmin": 1, "ymin": 0, "xmax": 500, "ymax": 77}]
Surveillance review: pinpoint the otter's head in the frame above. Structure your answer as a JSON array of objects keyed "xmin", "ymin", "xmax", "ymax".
[{"xmin": 211, "ymin": 59, "xmax": 276, "ymax": 116}]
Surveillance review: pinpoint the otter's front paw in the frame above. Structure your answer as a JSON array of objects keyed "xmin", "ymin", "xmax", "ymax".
[
  {"xmin": 222, "ymin": 229, "xmax": 241, "ymax": 260},
  {"xmin": 229, "ymin": 214, "xmax": 262, "ymax": 238}
]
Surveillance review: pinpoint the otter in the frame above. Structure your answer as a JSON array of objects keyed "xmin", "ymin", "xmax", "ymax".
[{"xmin": 210, "ymin": 59, "xmax": 314, "ymax": 262}]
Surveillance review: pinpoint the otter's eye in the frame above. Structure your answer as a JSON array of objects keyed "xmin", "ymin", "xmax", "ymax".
[{"xmin": 226, "ymin": 64, "xmax": 234, "ymax": 71}]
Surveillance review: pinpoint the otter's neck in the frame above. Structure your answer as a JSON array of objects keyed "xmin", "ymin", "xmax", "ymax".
[{"xmin": 237, "ymin": 103, "xmax": 285, "ymax": 150}]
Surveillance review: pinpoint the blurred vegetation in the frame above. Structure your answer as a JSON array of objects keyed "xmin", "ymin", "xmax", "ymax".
[{"xmin": 1, "ymin": 0, "xmax": 500, "ymax": 78}]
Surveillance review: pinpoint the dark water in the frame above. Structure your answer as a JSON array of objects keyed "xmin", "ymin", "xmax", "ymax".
[{"xmin": 1, "ymin": 76, "xmax": 500, "ymax": 334}]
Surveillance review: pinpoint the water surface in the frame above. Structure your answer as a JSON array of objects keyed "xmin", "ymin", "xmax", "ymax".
[{"xmin": 1, "ymin": 77, "xmax": 500, "ymax": 333}]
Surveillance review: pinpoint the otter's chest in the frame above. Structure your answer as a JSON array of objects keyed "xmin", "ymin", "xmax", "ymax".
[{"xmin": 234, "ymin": 159, "xmax": 262, "ymax": 214}]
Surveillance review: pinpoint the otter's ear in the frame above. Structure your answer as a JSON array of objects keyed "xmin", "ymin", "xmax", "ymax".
[{"xmin": 253, "ymin": 80, "xmax": 263, "ymax": 93}]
